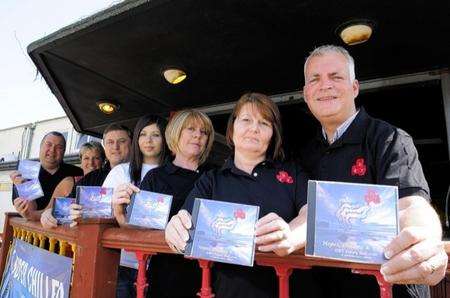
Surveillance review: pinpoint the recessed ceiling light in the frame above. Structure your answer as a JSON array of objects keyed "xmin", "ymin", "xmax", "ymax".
[
  {"xmin": 97, "ymin": 101, "xmax": 119, "ymax": 114},
  {"xmin": 163, "ymin": 68, "xmax": 187, "ymax": 84},
  {"xmin": 337, "ymin": 20, "xmax": 374, "ymax": 45}
]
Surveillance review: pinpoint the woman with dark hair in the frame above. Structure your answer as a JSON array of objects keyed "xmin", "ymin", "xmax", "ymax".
[
  {"xmin": 165, "ymin": 93, "xmax": 309, "ymax": 298},
  {"xmin": 102, "ymin": 115, "xmax": 168, "ymax": 189},
  {"xmin": 71, "ymin": 115, "xmax": 168, "ymax": 298},
  {"xmin": 112, "ymin": 109, "xmax": 215, "ymax": 297}
]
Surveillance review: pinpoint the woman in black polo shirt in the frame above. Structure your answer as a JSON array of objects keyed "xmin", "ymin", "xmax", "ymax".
[
  {"xmin": 112, "ymin": 109, "xmax": 215, "ymax": 297},
  {"xmin": 166, "ymin": 93, "xmax": 309, "ymax": 298}
]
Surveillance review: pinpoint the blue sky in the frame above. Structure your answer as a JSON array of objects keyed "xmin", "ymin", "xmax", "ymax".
[{"xmin": 0, "ymin": 1, "xmax": 121, "ymax": 129}]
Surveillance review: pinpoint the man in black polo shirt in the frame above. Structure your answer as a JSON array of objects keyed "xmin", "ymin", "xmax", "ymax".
[
  {"xmin": 299, "ymin": 45, "xmax": 447, "ymax": 297},
  {"xmin": 10, "ymin": 131, "xmax": 83, "ymax": 220}
]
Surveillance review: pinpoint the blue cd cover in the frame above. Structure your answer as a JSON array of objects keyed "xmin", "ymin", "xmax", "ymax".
[
  {"xmin": 18, "ymin": 160, "xmax": 41, "ymax": 180},
  {"xmin": 306, "ymin": 180, "xmax": 399, "ymax": 264},
  {"xmin": 185, "ymin": 198, "xmax": 259, "ymax": 267},
  {"xmin": 126, "ymin": 190, "xmax": 173, "ymax": 229},
  {"xmin": 52, "ymin": 197, "xmax": 75, "ymax": 224},
  {"xmin": 16, "ymin": 179, "xmax": 44, "ymax": 201},
  {"xmin": 76, "ymin": 186, "xmax": 113, "ymax": 218}
]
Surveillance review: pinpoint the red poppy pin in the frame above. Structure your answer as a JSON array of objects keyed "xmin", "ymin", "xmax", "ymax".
[
  {"xmin": 276, "ymin": 170, "xmax": 294, "ymax": 184},
  {"xmin": 364, "ymin": 189, "xmax": 381, "ymax": 205},
  {"xmin": 351, "ymin": 157, "xmax": 367, "ymax": 176},
  {"xmin": 99, "ymin": 187, "xmax": 107, "ymax": 195},
  {"xmin": 234, "ymin": 209, "xmax": 246, "ymax": 220}
]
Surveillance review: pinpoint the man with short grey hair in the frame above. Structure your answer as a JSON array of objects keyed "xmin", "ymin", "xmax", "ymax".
[{"xmin": 299, "ymin": 45, "xmax": 447, "ymax": 297}]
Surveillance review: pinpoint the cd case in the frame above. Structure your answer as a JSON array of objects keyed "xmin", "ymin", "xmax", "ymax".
[
  {"xmin": 306, "ymin": 180, "xmax": 399, "ymax": 264},
  {"xmin": 185, "ymin": 198, "xmax": 259, "ymax": 267},
  {"xmin": 52, "ymin": 197, "xmax": 75, "ymax": 225},
  {"xmin": 16, "ymin": 179, "xmax": 44, "ymax": 201},
  {"xmin": 126, "ymin": 190, "xmax": 173, "ymax": 229},
  {"xmin": 18, "ymin": 160, "xmax": 41, "ymax": 180},
  {"xmin": 76, "ymin": 186, "xmax": 113, "ymax": 219}
]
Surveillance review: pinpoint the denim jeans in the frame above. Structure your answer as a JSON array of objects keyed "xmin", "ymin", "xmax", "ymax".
[{"xmin": 116, "ymin": 266, "xmax": 137, "ymax": 298}]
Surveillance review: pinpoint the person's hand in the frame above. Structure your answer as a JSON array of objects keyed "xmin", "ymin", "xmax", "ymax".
[
  {"xmin": 41, "ymin": 208, "xmax": 57, "ymax": 229},
  {"xmin": 13, "ymin": 198, "xmax": 36, "ymax": 219},
  {"xmin": 380, "ymin": 226, "xmax": 448, "ymax": 285},
  {"xmin": 10, "ymin": 171, "xmax": 25, "ymax": 185},
  {"xmin": 165, "ymin": 210, "xmax": 192, "ymax": 253},
  {"xmin": 69, "ymin": 204, "xmax": 83, "ymax": 228},
  {"xmin": 255, "ymin": 212, "xmax": 300, "ymax": 257},
  {"xmin": 112, "ymin": 183, "xmax": 140, "ymax": 224}
]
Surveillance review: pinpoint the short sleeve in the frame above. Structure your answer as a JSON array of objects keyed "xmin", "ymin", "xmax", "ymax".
[
  {"xmin": 11, "ymin": 185, "xmax": 18, "ymax": 202},
  {"xmin": 294, "ymin": 163, "xmax": 309, "ymax": 211},
  {"xmin": 102, "ymin": 163, "xmax": 130, "ymax": 189},
  {"xmin": 139, "ymin": 169, "xmax": 155, "ymax": 192},
  {"xmin": 376, "ymin": 129, "xmax": 430, "ymax": 200},
  {"xmin": 182, "ymin": 170, "xmax": 214, "ymax": 213}
]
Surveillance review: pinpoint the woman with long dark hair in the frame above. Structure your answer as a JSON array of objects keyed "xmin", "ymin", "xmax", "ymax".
[
  {"xmin": 105, "ymin": 115, "xmax": 168, "ymax": 298},
  {"xmin": 71, "ymin": 115, "xmax": 168, "ymax": 298}
]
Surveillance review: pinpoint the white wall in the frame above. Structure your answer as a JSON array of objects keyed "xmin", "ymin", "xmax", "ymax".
[
  {"xmin": 0, "ymin": 125, "xmax": 26, "ymax": 161},
  {"xmin": 0, "ymin": 170, "xmax": 16, "ymax": 229}
]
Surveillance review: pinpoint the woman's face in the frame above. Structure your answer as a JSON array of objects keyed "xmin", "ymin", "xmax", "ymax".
[
  {"xmin": 232, "ymin": 103, "xmax": 273, "ymax": 158},
  {"xmin": 138, "ymin": 123, "xmax": 163, "ymax": 163},
  {"xmin": 177, "ymin": 121, "xmax": 208, "ymax": 161},
  {"xmin": 81, "ymin": 148, "xmax": 103, "ymax": 175}
]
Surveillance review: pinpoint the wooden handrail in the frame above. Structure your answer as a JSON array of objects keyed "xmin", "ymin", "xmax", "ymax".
[
  {"xmin": 102, "ymin": 227, "xmax": 173, "ymax": 254},
  {"xmin": 102, "ymin": 228, "xmax": 381, "ymax": 271}
]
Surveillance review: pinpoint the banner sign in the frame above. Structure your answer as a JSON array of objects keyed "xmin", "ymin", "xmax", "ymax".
[{"xmin": 0, "ymin": 239, "xmax": 72, "ymax": 298}]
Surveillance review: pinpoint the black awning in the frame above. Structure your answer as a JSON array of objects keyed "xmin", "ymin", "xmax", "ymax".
[{"xmin": 28, "ymin": 0, "xmax": 450, "ymax": 135}]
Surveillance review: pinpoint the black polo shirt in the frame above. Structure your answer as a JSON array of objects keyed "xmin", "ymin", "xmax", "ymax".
[
  {"xmin": 182, "ymin": 158, "xmax": 309, "ymax": 298},
  {"xmin": 68, "ymin": 163, "xmax": 111, "ymax": 198},
  {"xmin": 298, "ymin": 108, "xmax": 430, "ymax": 298},
  {"xmin": 12, "ymin": 162, "xmax": 83, "ymax": 210},
  {"xmin": 139, "ymin": 162, "xmax": 206, "ymax": 298}
]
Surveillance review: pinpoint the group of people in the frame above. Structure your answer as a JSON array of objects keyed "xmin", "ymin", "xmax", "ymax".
[{"xmin": 10, "ymin": 45, "xmax": 447, "ymax": 298}]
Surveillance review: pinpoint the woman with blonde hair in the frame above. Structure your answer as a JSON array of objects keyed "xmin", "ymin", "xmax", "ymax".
[{"xmin": 113, "ymin": 109, "xmax": 215, "ymax": 297}]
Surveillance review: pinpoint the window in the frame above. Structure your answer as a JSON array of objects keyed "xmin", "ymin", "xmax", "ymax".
[{"xmin": 76, "ymin": 134, "xmax": 102, "ymax": 150}]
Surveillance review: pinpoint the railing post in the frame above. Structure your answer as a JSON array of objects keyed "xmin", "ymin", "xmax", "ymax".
[
  {"xmin": 257, "ymin": 259, "xmax": 312, "ymax": 298},
  {"xmin": 70, "ymin": 220, "xmax": 120, "ymax": 298},
  {"xmin": 133, "ymin": 251, "xmax": 151, "ymax": 298},
  {"xmin": 0, "ymin": 213, "xmax": 20, "ymax": 279},
  {"xmin": 352, "ymin": 269, "xmax": 392, "ymax": 298},
  {"xmin": 273, "ymin": 265, "xmax": 293, "ymax": 298},
  {"xmin": 197, "ymin": 259, "xmax": 214, "ymax": 298}
]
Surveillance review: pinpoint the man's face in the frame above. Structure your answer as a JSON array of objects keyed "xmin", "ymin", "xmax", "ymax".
[
  {"xmin": 303, "ymin": 52, "xmax": 359, "ymax": 125},
  {"xmin": 103, "ymin": 130, "xmax": 131, "ymax": 167},
  {"xmin": 39, "ymin": 134, "xmax": 65, "ymax": 170}
]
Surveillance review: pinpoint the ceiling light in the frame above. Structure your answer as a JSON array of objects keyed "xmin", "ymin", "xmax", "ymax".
[
  {"xmin": 337, "ymin": 20, "xmax": 373, "ymax": 45},
  {"xmin": 163, "ymin": 68, "xmax": 187, "ymax": 84},
  {"xmin": 97, "ymin": 101, "xmax": 119, "ymax": 114}
]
